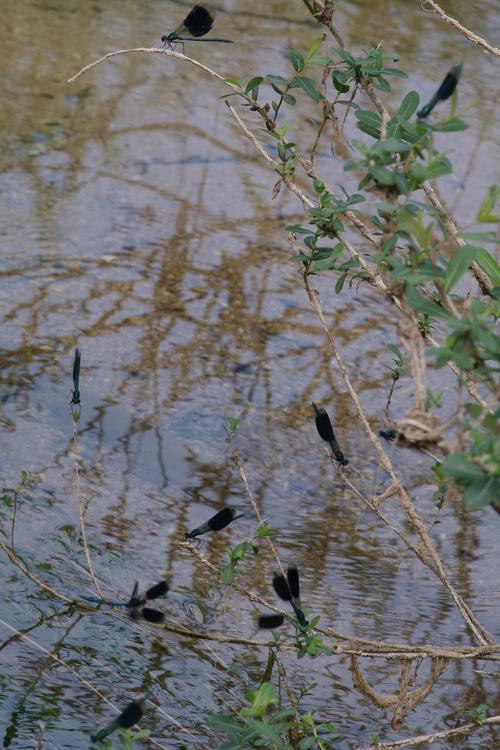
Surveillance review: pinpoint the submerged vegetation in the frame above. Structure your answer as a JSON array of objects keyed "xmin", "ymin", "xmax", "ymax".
[{"xmin": 1, "ymin": 0, "xmax": 500, "ymax": 748}]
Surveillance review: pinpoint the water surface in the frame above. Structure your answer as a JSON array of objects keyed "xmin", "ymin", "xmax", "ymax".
[{"xmin": 1, "ymin": 1, "xmax": 499, "ymax": 747}]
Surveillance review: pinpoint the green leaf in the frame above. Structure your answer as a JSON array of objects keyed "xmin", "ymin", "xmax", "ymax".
[
  {"xmin": 373, "ymin": 75, "xmax": 391, "ymax": 92},
  {"xmin": 305, "ymin": 36, "xmax": 323, "ymax": 63},
  {"xmin": 264, "ymin": 74, "xmax": 287, "ymax": 87},
  {"xmin": 286, "ymin": 224, "xmax": 311, "ymax": 234},
  {"xmin": 289, "ymin": 76, "xmax": 323, "ymax": 102},
  {"xmin": 335, "ymin": 273, "xmax": 347, "ymax": 294},
  {"xmin": 379, "ymin": 137, "xmax": 412, "ymax": 153},
  {"xmin": 464, "ymin": 403, "xmax": 482, "ymax": 419},
  {"xmin": 222, "ymin": 564, "xmax": 235, "ymax": 584},
  {"xmin": 458, "ymin": 231, "xmax": 500, "ymax": 244},
  {"xmin": 406, "ymin": 287, "xmax": 450, "ymax": 319},
  {"xmin": 444, "ymin": 245, "xmax": 478, "ymax": 292},
  {"xmin": 433, "ymin": 118, "xmax": 469, "ymax": 132},
  {"xmin": 299, "ymin": 738, "xmax": 316, "ymax": 750},
  {"xmin": 425, "ymin": 158, "xmax": 452, "ymax": 180},
  {"xmin": 398, "ymin": 91, "xmax": 420, "ymax": 120},
  {"xmin": 474, "ymin": 246, "xmax": 500, "ymax": 285},
  {"xmin": 393, "ymin": 172, "xmax": 411, "ymax": 194},
  {"xmin": 387, "ymin": 343, "xmax": 404, "ymax": 361},
  {"xmin": 255, "ymin": 524, "xmax": 279, "ymax": 538},
  {"xmin": 333, "ymin": 46, "xmax": 356, "ymax": 65},
  {"xmin": 242, "ymin": 683, "xmax": 277, "ymax": 719},
  {"xmin": 476, "ymin": 185, "xmax": 500, "ymax": 223},
  {"xmin": 246, "ymin": 718, "xmax": 287, "ymax": 748},
  {"xmin": 332, "ymin": 71, "xmax": 350, "ymax": 93},
  {"xmin": 370, "ymin": 166, "xmax": 395, "ymax": 185},
  {"xmin": 464, "ymin": 478, "xmax": 499, "ymax": 510},
  {"xmin": 208, "ymin": 714, "xmax": 243, "ymax": 733},
  {"xmin": 441, "ymin": 454, "xmax": 486, "ymax": 482},
  {"xmin": 355, "ymin": 109, "xmax": 382, "ymax": 139},
  {"xmin": 245, "ymin": 76, "xmax": 264, "ymax": 94},
  {"xmin": 383, "ymin": 67, "xmax": 408, "ymax": 78},
  {"xmin": 308, "ymin": 54, "xmax": 333, "ymax": 65},
  {"xmin": 290, "ymin": 48, "xmax": 305, "ymax": 72}
]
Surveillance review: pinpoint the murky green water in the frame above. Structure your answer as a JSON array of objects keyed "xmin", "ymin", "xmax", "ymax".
[{"xmin": 1, "ymin": 1, "xmax": 499, "ymax": 747}]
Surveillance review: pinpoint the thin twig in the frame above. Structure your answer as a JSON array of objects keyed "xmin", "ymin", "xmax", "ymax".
[
  {"xmin": 232, "ymin": 451, "xmax": 286, "ymax": 577},
  {"xmin": 68, "ymin": 46, "xmax": 237, "ymax": 88},
  {"xmin": 422, "ymin": 0, "xmax": 500, "ymax": 57},
  {"xmin": 353, "ymin": 712, "xmax": 500, "ymax": 750},
  {"xmin": 72, "ymin": 417, "xmax": 102, "ymax": 597},
  {"xmin": 0, "ymin": 540, "xmax": 75, "ymax": 604},
  {"xmin": 10, "ymin": 486, "xmax": 19, "ymax": 554}
]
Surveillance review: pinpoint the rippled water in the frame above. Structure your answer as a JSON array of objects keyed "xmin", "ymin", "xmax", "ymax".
[{"xmin": 1, "ymin": 0, "xmax": 499, "ymax": 747}]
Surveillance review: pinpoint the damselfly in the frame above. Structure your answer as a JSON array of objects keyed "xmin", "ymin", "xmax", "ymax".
[
  {"xmin": 161, "ymin": 4, "xmax": 233, "ymax": 50},
  {"xmin": 91, "ymin": 691, "xmax": 152, "ymax": 742},
  {"xmin": 258, "ymin": 565, "xmax": 308, "ymax": 630},
  {"xmin": 312, "ymin": 402, "xmax": 349, "ymax": 466},
  {"xmin": 185, "ymin": 507, "xmax": 243, "ymax": 540},
  {"xmin": 82, "ymin": 580, "xmax": 169, "ymax": 624},
  {"xmin": 417, "ymin": 63, "xmax": 462, "ymax": 119}
]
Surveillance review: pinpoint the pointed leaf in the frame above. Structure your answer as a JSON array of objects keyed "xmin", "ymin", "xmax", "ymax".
[
  {"xmin": 474, "ymin": 246, "xmax": 500, "ymax": 285},
  {"xmin": 398, "ymin": 91, "xmax": 420, "ymax": 120},
  {"xmin": 444, "ymin": 245, "xmax": 478, "ymax": 292}
]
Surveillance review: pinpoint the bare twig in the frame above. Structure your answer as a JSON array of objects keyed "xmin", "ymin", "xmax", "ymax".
[
  {"xmin": 232, "ymin": 451, "xmax": 286, "ymax": 577},
  {"xmin": 0, "ymin": 540, "xmax": 74, "ymax": 604},
  {"xmin": 72, "ymin": 417, "xmax": 102, "ymax": 598},
  {"xmin": 422, "ymin": 0, "xmax": 500, "ymax": 57},
  {"xmin": 353, "ymin": 712, "xmax": 500, "ymax": 750}
]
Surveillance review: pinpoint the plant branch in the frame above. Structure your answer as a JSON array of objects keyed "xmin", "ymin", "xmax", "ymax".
[
  {"xmin": 422, "ymin": 0, "xmax": 500, "ymax": 57},
  {"xmin": 353, "ymin": 712, "xmax": 500, "ymax": 750}
]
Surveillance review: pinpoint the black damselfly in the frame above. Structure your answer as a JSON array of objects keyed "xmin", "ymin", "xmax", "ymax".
[
  {"xmin": 258, "ymin": 565, "xmax": 308, "ymax": 630},
  {"xmin": 417, "ymin": 63, "xmax": 462, "ymax": 119},
  {"xmin": 312, "ymin": 402, "xmax": 349, "ymax": 466},
  {"xmin": 185, "ymin": 507, "xmax": 243, "ymax": 540},
  {"xmin": 161, "ymin": 4, "xmax": 233, "ymax": 49},
  {"xmin": 71, "ymin": 348, "xmax": 81, "ymax": 406},
  {"xmin": 91, "ymin": 691, "xmax": 152, "ymax": 742},
  {"xmin": 82, "ymin": 580, "xmax": 169, "ymax": 624}
]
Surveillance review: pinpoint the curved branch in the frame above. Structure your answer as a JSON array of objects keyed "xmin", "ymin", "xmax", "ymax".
[{"xmin": 422, "ymin": 0, "xmax": 500, "ymax": 57}]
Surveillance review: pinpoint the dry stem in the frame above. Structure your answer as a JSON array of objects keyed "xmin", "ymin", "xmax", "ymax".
[
  {"xmin": 354, "ymin": 712, "xmax": 500, "ymax": 750},
  {"xmin": 422, "ymin": 0, "xmax": 500, "ymax": 57},
  {"xmin": 72, "ymin": 417, "xmax": 103, "ymax": 598}
]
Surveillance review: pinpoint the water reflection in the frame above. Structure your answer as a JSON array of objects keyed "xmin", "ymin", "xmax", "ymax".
[{"xmin": 1, "ymin": 0, "xmax": 499, "ymax": 747}]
